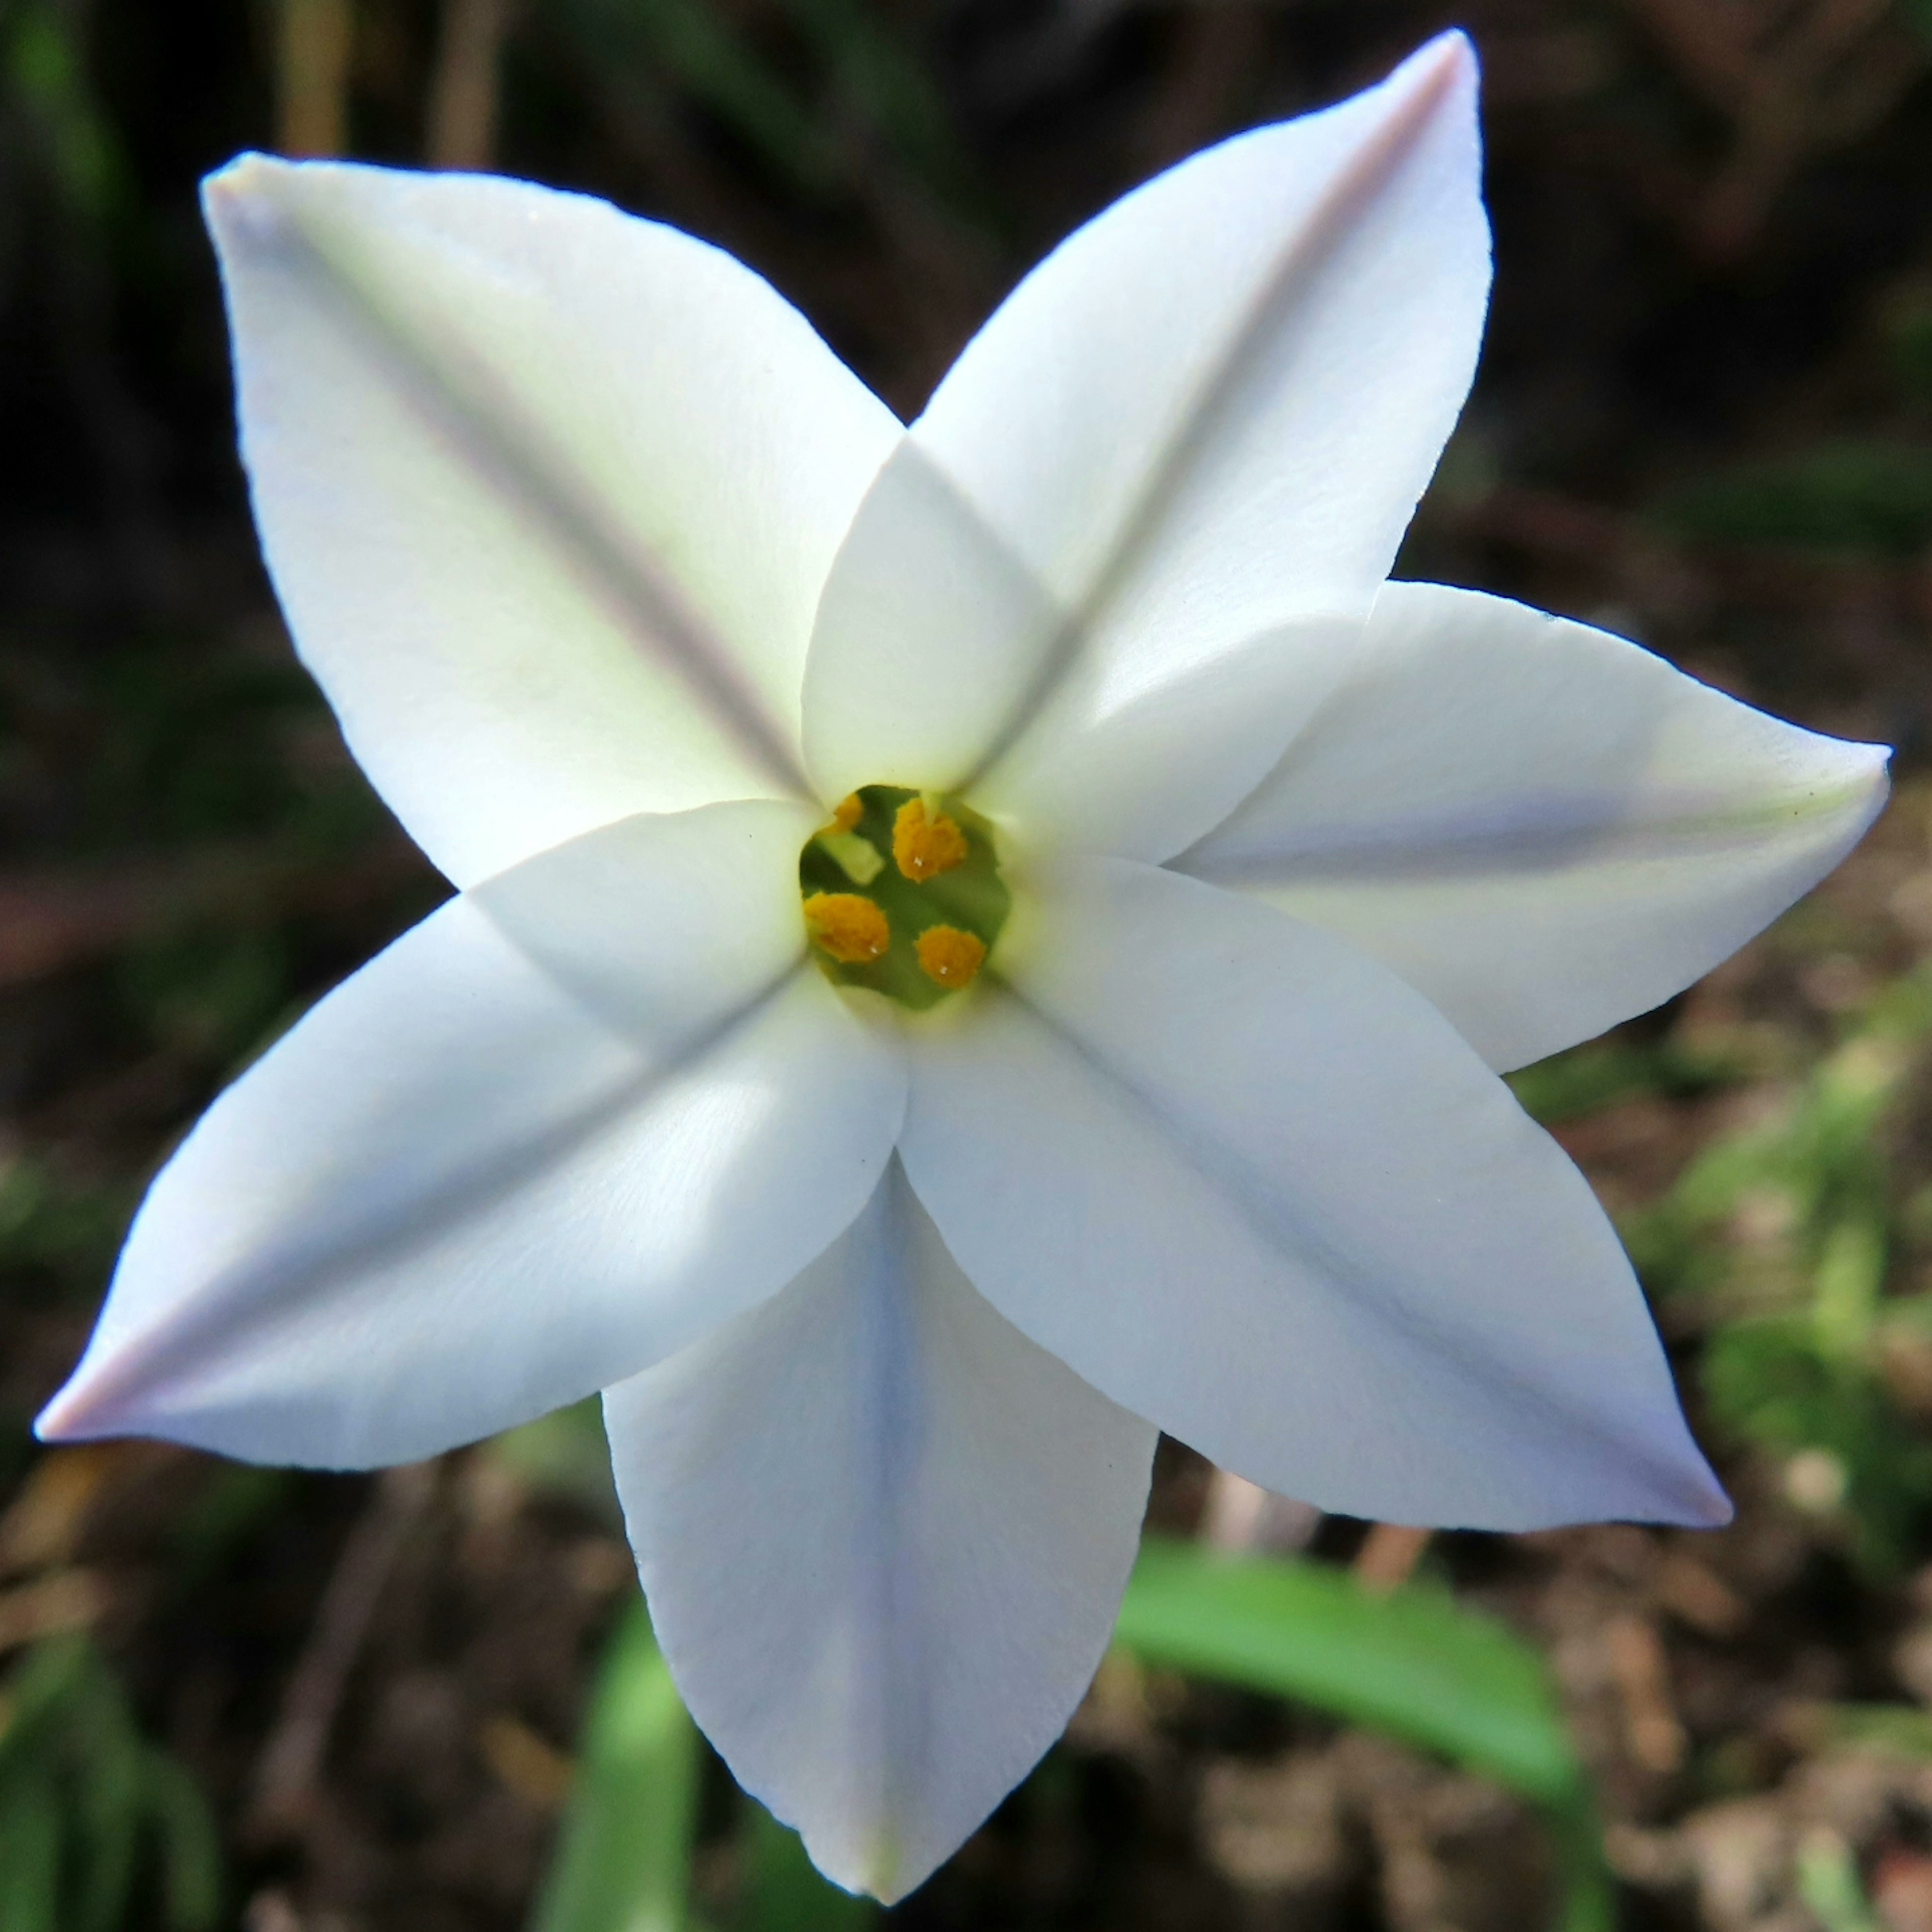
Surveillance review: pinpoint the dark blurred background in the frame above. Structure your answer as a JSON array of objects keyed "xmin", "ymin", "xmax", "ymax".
[{"xmin": 13, "ymin": 3, "xmax": 1932, "ymax": 1928}]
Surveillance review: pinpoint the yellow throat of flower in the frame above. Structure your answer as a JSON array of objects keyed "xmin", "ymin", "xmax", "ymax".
[{"xmin": 798, "ymin": 785, "xmax": 1009, "ymax": 1008}]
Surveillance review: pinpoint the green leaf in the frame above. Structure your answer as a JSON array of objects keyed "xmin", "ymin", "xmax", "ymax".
[
  {"xmin": 0, "ymin": 1773, "xmax": 63, "ymax": 1932},
  {"xmin": 0, "ymin": 1637, "xmax": 93, "ymax": 1768},
  {"xmin": 72, "ymin": 1717, "xmax": 142, "ymax": 1932},
  {"xmin": 141, "ymin": 1752, "xmax": 224, "ymax": 1932},
  {"xmin": 1506, "ymin": 1036, "xmax": 1737, "ymax": 1128},
  {"xmin": 1118, "ymin": 1539, "xmax": 1577, "ymax": 1802},
  {"xmin": 1114, "ymin": 1540, "xmax": 1612, "ymax": 1932},
  {"xmin": 0, "ymin": 1637, "xmax": 226, "ymax": 1931},
  {"xmin": 529, "ymin": 1598, "xmax": 701, "ymax": 1932}
]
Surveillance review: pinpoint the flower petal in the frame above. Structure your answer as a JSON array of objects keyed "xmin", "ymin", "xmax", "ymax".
[
  {"xmin": 800, "ymin": 442, "xmax": 1063, "ymax": 804},
  {"xmin": 798, "ymin": 33, "xmax": 1488, "ymax": 856},
  {"xmin": 37, "ymin": 802, "xmax": 906, "ymax": 1467},
  {"xmin": 1180, "ymin": 583, "xmax": 1891, "ymax": 1071},
  {"xmin": 603, "ymin": 1158, "xmax": 1156, "ymax": 1902},
  {"xmin": 899, "ymin": 857, "xmax": 1728, "ymax": 1532},
  {"xmin": 206, "ymin": 155, "xmax": 901, "ymax": 885}
]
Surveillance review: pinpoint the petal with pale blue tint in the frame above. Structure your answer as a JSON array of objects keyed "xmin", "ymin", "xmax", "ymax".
[
  {"xmin": 604, "ymin": 1158, "xmax": 1157, "ymax": 1902},
  {"xmin": 1181, "ymin": 582, "xmax": 1891, "ymax": 1071},
  {"xmin": 901, "ymin": 857, "xmax": 1727, "ymax": 1532},
  {"xmin": 38, "ymin": 803, "xmax": 905, "ymax": 1467},
  {"xmin": 207, "ymin": 157, "xmax": 901, "ymax": 885},
  {"xmin": 797, "ymin": 34, "xmax": 1489, "ymax": 860}
]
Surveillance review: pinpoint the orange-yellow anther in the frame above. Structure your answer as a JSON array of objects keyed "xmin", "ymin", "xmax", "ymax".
[
  {"xmin": 803, "ymin": 892, "xmax": 890, "ymax": 964},
  {"xmin": 893, "ymin": 798, "xmax": 969, "ymax": 882},
  {"xmin": 825, "ymin": 793, "xmax": 863, "ymax": 835},
  {"xmin": 915, "ymin": 925, "xmax": 987, "ymax": 989}
]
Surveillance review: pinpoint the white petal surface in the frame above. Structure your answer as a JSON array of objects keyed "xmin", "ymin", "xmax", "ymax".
[
  {"xmin": 798, "ymin": 33, "xmax": 1489, "ymax": 858},
  {"xmin": 800, "ymin": 442, "xmax": 1061, "ymax": 803},
  {"xmin": 605, "ymin": 1159, "xmax": 1156, "ymax": 1902},
  {"xmin": 38, "ymin": 802, "xmax": 906, "ymax": 1467},
  {"xmin": 900, "ymin": 858, "xmax": 1728, "ymax": 1532},
  {"xmin": 207, "ymin": 156, "xmax": 901, "ymax": 886},
  {"xmin": 1181, "ymin": 583, "xmax": 1891, "ymax": 1071}
]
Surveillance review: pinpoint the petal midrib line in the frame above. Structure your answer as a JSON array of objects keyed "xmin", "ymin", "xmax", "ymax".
[
  {"xmin": 68, "ymin": 955, "xmax": 813, "ymax": 1427},
  {"xmin": 1184, "ymin": 776, "xmax": 1883, "ymax": 886},
  {"xmin": 947, "ymin": 40, "xmax": 1470, "ymax": 798},
  {"xmin": 984, "ymin": 962, "xmax": 1703, "ymax": 1503},
  {"xmin": 232, "ymin": 182, "xmax": 815, "ymax": 802}
]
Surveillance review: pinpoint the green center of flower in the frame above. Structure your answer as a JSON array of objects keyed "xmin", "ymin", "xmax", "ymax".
[{"xmin": 798, "ymin": 784, "xmax": 1010, "ymax": 1010}]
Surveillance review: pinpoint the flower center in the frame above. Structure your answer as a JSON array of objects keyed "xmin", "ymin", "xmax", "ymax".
[{"xmin": 799, "ymin": 785, "xmax": 1009, "ymax": 1009}]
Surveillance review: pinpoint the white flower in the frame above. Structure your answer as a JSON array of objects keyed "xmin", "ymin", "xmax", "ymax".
[{"xmin": 37, "ymin": 32, "xmax": 1884, "ymax": 1900}]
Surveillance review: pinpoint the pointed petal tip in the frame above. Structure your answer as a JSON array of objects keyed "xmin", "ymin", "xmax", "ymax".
[
  {"xmin": 33, "ymin": 1374, "xmax": 108, "ymax": 1445},
  {"xmin": 1814, "ymin": 730, "xmax": 1892, "ymax": 834},
  {"xmin": 802, "ymin": 1831, "xmax": 916, "ymax": 1907},
  {"xmin": 201, "ymin": 150, "xmax": 278, "ymax": 206},
  {"xmin": 1625, "ymin": 1436, "xmax": 1733, "ymax": 1531},
  {"xmin": 1691, "ymin": 1483, "xmax": 1737, "ymax": 1531},
  {"xmin": 201, "ymin": 153, "xmax": 300, "ymax": 250},
  {"xmin": 1825, "ymin": 730, "xmax": 1894, "ymax": 775},
  {"xmin": 32, "ymin": 1341, "xmax": 170, "ymax": 1450},
  {"xmin": 1400, "ymin": 27, "xmax": 1480, "ymax": 100}
]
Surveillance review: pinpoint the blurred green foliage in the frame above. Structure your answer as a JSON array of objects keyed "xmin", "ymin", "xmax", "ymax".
[
  {"xmin": 2, "ymin": 0, "xmax": 124, "ymax": 220},
  {"xmin": 1796, "ymin": 1828, "xmax": 1885, "ymax": 1932},
  {"xmin": 1116, "ymin": 1539, "xmax": 1611, "ymax": 1932},
  {"xmin": 0, "ymin": 1636, "xmax": 221, "ymax": 1932},
  {"xmin": 531, "ymin": 1599, "xmax": 702, "ymax": 1932},
  {"xmin": 0, "ymin": 1153, "xmax": 134, "ymax": 1292},
  {"xmin": 1620, "ymin": 971, "xmax": 1932, "ymax": 1571},
  {"xmin": 1648, "ymin": 283, "xmax": 1932, "ymax": 557},
  {"xmin": 551, "ymin": 0, "xmax": 976, "ymax": 211},
  {"xmin": 1653, "ymin": 440, "xmax": 1932, "ymax": 557},
  {"xmin": 494, "ymin": 1398, "xmax": 623, "ymax": 1526},
  {"xmin": 1508, "ymin": 1035, "xmax": 1743, "ymax": 1128}
]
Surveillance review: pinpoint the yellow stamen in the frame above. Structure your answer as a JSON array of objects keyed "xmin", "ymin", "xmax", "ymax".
[
  {"xmin": 915, "ymin": 925, "xmax": 986, "ymax": 988},
  {"xmin": 893, "ymin": 798, "xmax": 969, "ymax": 881},
  {"xmin": 825, "ymin": 793, "xmax": 863, "ymax": 835},
  {"xmin": 803, "ymin": 892, "xmax": 890, "ymax": 964}
]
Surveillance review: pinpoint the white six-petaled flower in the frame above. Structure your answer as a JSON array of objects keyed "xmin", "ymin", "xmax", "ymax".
[{"xmin": 38, "ymin": 31, "xmax": 1887, "ymax": 1901}]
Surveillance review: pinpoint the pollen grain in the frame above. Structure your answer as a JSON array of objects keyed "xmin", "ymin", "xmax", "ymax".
[
  {"xmin": 825, "ymin": 793, "xmax": 863, "ymax": 835},
  {"xmin": 915, "ymin": 925, "xmax": 987, "ymax": 988},
  {"xmin": 803, "ymin": 892, "xmax": 890, "ymax": 964},
  {"xmin": 893, "ymin": 797, "xmax": 969, "ymax": 881}
]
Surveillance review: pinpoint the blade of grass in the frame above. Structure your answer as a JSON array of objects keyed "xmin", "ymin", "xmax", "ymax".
[
  {"xmin": 0, "ymin": 1772, "xmax": 63, "ymax": 1932},
  {"xmin": 529, "ymin": 1597, "xmax": 700, "ymax": 1932},
  {"xmin": 141, "ymin": 1752, "xmax": 224, "ymax": 1932},
  {"xmin": 1115, "ymin": 1538, "xmax": 1612, "ymax": 1932}
]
